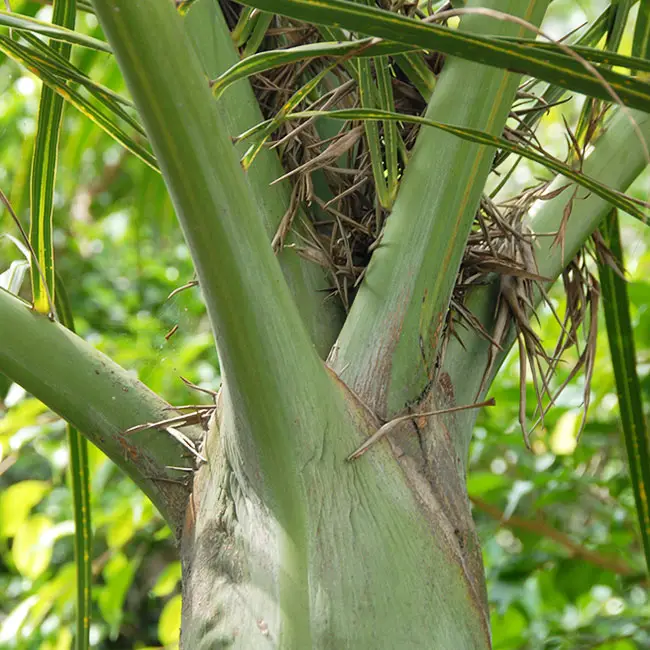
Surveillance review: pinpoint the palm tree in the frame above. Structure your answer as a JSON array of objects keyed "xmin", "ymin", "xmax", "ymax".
[{"xmin": 1, "ymin": 0, "xmax": 648, "ymax": 647}]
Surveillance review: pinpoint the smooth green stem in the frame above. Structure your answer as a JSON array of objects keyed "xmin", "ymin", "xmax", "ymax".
[
  {"xmin": 329, "ymin": 0, "xmax": 550, "ymax": 416},
  {"xmin": 0, "ymin": 288, "xmax": 198, "ymax": 535},
  {"xmin": 184, "ymin": 0, "xmax": 343, "ymax": 357}
]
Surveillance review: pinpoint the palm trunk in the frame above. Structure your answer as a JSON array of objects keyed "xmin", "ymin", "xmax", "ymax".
[{"xmin": 179, "ymin": 383, "xmax": 491, "ymax": 649}]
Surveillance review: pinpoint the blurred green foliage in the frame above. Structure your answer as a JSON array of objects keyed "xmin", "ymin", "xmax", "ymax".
[
  {"xmin": 0, "ymin": 1, "xmax": 648, "ymax": 649},
  {"xmin": 472, "ymin": 229, "xmax": 650, "ymax": 648}
]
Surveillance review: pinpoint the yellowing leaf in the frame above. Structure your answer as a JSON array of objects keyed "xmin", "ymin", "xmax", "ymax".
[
  {"xmin": 106, "ymin": 508, "xmax": 135, "ymax": 549},
  {"xmin": 151, "ymin": 562, "xmax": 181, "ymax": 598},
  {"xmin": 550, "ymin": 411, "xmax": 579, "ymax": 455},
  {"xmin": 12, "ymin": 514, "xmax": 55, "ymax": 579},
  {"xmin": 158, "ymin": 594, "xmax": 182, "ymax": 648},
  {"xmin": 0, "ymin": 480, "xmax": 50, "ymax": 539}
]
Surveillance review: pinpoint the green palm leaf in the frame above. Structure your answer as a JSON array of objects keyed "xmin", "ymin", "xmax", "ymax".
[
  {"xmin": 0, "ymin": 9, "xmax": 110, "ymax": 52},
  {"xmin": 633, "ymin": 0, "xmax": 650, "ymax": 60},
  {"xmin": 241, "ymin": 0, "xmax": 650, "ymax": 112},
  {"xmin": 212, "ymin": 37, "xmax": 650, "ymax": 102},
  {"xmin": 29, "ymin": 0, "xmax": 76, "ymax": 314},
  {"xmin": 0, "ymin": 36, "xmax": 157, "ymax": 170},
  {"xmin": 597, "ymin": 211, "xmax": 650, "ymax": 575}
]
